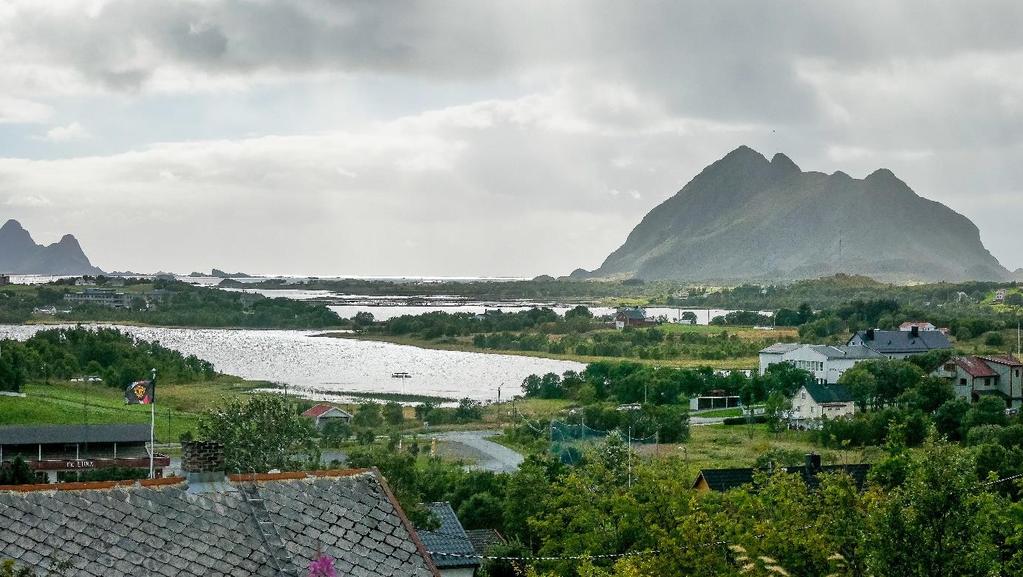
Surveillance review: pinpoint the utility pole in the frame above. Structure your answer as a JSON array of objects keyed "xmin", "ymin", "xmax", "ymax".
[{"xmin": 627, "ymin": 426, "xmax": 632, "ymax": 489}]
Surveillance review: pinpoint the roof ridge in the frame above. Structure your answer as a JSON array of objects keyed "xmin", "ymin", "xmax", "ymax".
[
  {"xmin": 0, "ymin": 476, "xmax": 185, "ymax": 493},
  {"xmin": 1, "ymin": 469, "xmax": 377, "ymax": 494}
]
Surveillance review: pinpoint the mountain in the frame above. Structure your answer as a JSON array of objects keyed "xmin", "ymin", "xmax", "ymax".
[
  {"xmin": 576, "ymin": 146, "xmax": 1011, "ymax": 283},
  {"xmin": 0, "ymin": 219, "xmax": 103, "ymax": 275}
]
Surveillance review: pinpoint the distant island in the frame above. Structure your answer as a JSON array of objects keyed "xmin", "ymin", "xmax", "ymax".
[
  {"xmin": 189, "ymin": 269, "xmax": 254, "ymax": 279},
  {"xmin": 0, "ymin": 219, "xmax": 103, "ymax": 275},
  {"xmin": 574, "ymin": 146, "xmax": 1011, "ymax": 284}
]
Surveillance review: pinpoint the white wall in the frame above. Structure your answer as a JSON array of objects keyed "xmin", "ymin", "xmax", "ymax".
[{"xmin": 791, "ymin": 385, "xmax": 855, "ymax": 421}]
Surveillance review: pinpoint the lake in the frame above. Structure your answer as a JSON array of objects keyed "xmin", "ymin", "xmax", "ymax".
[{"xmin": 0, "ymin": 324, "xmax": 583, "ymax": 402}]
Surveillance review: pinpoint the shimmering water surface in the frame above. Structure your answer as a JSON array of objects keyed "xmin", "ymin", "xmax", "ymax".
[{"xmin": 0, "ymin": 324, "xmax": 583, "ymax": 401}]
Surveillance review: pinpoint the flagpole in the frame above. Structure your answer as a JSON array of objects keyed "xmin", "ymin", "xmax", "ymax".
[{"xmin": 150, "ymin": 368, "xmax": 156, "ymax": 479}]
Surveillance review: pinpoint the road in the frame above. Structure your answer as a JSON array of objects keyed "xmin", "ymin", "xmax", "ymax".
[{"xmin": 428, "ymin": 430, "xmax": 524, "ymax": 473}]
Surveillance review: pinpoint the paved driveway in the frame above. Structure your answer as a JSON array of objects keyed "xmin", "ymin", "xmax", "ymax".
[{"xmin": 428, "ymin": 430, "xmax": 524, "ymax": 473}]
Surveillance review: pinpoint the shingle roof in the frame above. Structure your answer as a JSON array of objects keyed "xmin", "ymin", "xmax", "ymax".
[
  {"xmin": 979, "ymin": 355, "xmax": 1023, "ymax": 368},
  {"xmin": 465, "ymin": 529, "xmax": 506, "ymax": 556},
  {"xmin": 0, "ymin": 470, "xmax": 439, "ymax": 577},
  {"xmin": 851, "ymin": 330, "xmax": 952, "ymax": 354},
  {"xmin": 0, "ymin": 424, "xmax": 151, "ymax": 446},
  {"xmin": 956, "ymin": 357, "xmax": 999, "ymax": 378},
  {"xmin": 803, "ymin": 383, "xmax": 855, "ymax": 404},
  {"xmin": 418, "ymin": 502, "xmax": 480, "ymax": 569}
]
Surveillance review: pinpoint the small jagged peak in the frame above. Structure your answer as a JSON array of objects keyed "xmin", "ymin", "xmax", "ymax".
[
  {"xmin": 770, "ymin": 152, "xmax": 800, "ymax": 173},
  {"xmin": 723, "ymin": 145, "xmax": 766, "ymax": 161},
  {"xmin": 1, "ymin": 219, "xmax": 26, "ymax": 232},
  {"xmin": 865, "ymin": 168, "xmax": 898, "ymax": 182},
  {"xmin": 832, "ymin": 170, "xmax": 851, "ymax": 179},
  {"xmin": 57, "ymin": 233, "xmax": 81, "ymax": 246}
]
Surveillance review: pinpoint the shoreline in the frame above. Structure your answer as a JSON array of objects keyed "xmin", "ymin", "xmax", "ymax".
[{"xmin": 316, "ymin": 331, "xmax": 759, "ymax": 370}]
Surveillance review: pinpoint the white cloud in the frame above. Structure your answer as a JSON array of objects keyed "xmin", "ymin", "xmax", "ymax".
[
  {"xmin": 38, "ymin": 121, "xmax": 90, "ymax": 142},
  {"xmin": 0, "ymin": 97, "xmax": 51, "ymax": 124}
]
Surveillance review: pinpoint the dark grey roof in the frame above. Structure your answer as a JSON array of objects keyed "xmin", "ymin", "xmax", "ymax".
[
  {"xmin": 760, "ymin": 343, "xmax": 801, "ymax": 355},
  {"xmin": 0, "ymin": 424, "xmax": 151, "ymax": 446},
  {"xmin": 418, "ymin": 502, "xmax": 480, "ymax": 569},
  {"xmin": 465, "ymin": 529, "xmax": 506, "ymax": 556},
  {"xmin": 694, "ymin": 468, "xmax": 756, "ymax": 491},
  {"xmin": 695, "ymin": 464, "xmax": 872, "ymax": 492},
  {"xmin": 808, "ymin": 345, "xmax": 884, "ymax": 360},
  {"xmin": 0, "ymin": 470, "xmax": 439, "ymax": 577},
  {"xmin": 803, "ymin": 383, "xmax": 855, "ymax": 404},
  {"xmin": 850, "ymin": 330, "xmax": 951, "ymax": 354},
  {"xmin": 617, "ymin": 308, "xmax": 646, "ymax": 320}
]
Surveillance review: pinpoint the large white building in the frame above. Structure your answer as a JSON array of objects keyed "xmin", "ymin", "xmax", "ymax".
[{"xmin": 759, "ymin": 343, "xmax": 884, "ymax": 384}]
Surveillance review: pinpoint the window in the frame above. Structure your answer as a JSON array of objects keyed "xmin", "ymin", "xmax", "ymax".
[
  {"xmin": 801, "ymin": 392, "xmax": 806, "ymax": 400},
  {"xmin": 960, "ymin": 378, "xmax": 967, "ymax": 386}
]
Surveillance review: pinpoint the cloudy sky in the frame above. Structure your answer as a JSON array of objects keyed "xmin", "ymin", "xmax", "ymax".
[{"xmin": 2, "ymin": 1, "xmax": 1021, "ymax": 276}]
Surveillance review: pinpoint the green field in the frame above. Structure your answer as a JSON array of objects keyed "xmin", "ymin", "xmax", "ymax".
[{"xmin": 0, "ymin": 378, "xmax": 267, "ymax": 441}]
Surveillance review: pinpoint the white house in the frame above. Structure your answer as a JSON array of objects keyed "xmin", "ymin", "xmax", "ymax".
[
  {"xmin": 760, "ymin": 343, "xmax": 883, "ymax": 383},
  {"xmin": 758, "ymin": 343, "xmax": 801, "ymax": 375},
  {"xmin": 790, "ymin": 383, "xmax": 856, "ymax": 424}
]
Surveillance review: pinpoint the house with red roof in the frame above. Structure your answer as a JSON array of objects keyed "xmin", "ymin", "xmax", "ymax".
[
  {"xmin": 301, "ymin": 403, "xmax": 353, "ymax": 430},
  {"xmin": 934, "ymin": 355, "xmax": 1023, "ymax": 409}
]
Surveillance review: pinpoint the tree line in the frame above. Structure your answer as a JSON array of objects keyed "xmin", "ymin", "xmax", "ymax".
[{"xmin": 0, "ymin": 326, "xmax": 217, "ymax": 393}]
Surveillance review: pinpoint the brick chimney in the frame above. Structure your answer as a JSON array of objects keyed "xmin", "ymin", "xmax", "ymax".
[{"xmin": 181, "ymin": 441, "xmax": 230, "ymax": 492}]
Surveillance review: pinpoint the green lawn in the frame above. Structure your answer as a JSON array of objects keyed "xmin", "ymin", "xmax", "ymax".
[
  {"xmin": 650, "ymin": 424, "xmax": 884, "ymax": 470},
  {"xmin": 0, "ymin": 378, "xmax": 267, "ymax": 441},
  {"xmin": 694, "ymin": 407, "xmax": 744, "ymax": 418}
]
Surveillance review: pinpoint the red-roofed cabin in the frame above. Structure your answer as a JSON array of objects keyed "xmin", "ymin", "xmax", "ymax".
[{"xmin": 301, "ymin": 403, "xmax": 353, "ymax": 430}]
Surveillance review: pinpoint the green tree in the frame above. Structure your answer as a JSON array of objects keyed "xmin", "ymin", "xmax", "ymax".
[
  {"xmin": 320, "ymin": 420, "xmax": 352, "ymax": 446},
  {"xmin": 934, "ymin": 398, "xmax": 971, "ymax": 441},
  {"xmin": 0, "ymin": 456, "xmax": 34, "ymax": 485},
  {"xmin": 382, "ymin": 402, "xmax": 404, "ymax": 426},
  {"xmin": 864, "ymin": 439, "xmax": 999, "ymax": 577},
  {"xmin": 353, "ymin": 402, "xmax": 384, "ymax": 428},
  {"xmin": 197, "ymin": 395, "xmax": 319, "ymax": 473},
  {"xmin": 840, "ymin": 366, "xmax": 878, "ymax": 411},
  {"xmin": 963, "ymin": 397, "xmax": 1009, "ymax": 433},
  {"xmin": 903, "ymin": 376, "xmax": 955, "ymax": 413}
]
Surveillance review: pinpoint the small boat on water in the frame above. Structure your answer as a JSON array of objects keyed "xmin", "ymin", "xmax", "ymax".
[{"xmin": 391, "ymin": 372, "xmax": 412, "ymax": 379}]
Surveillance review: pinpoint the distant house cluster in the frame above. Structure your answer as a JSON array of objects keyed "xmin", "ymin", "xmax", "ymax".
[
  {"xmin": 761, "ymin": 327, "xmax": 955, "ymax": 426},
  {"xmin": 63, "ymin": 287, "xmax": 133, "ymax": 308}
]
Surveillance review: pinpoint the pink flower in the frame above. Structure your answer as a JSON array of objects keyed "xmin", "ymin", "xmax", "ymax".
[{"xmin": 308, "ymin": 555, "xmax": 337, "ymax": 577}]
